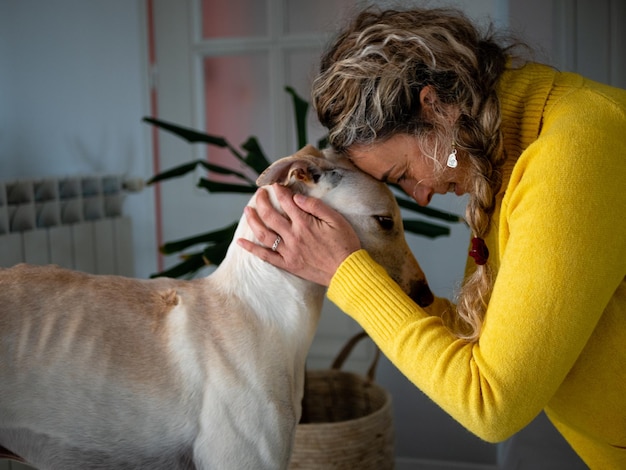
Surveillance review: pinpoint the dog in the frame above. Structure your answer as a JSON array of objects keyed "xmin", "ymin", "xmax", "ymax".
[{"xmin": 0, "ymin": 145, "xmax": 434, "ymax": 469}]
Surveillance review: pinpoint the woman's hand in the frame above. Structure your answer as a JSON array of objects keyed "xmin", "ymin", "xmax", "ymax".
[{"xmin": 237, "ymin": 184, "xmax": 361, "ymax": 286}]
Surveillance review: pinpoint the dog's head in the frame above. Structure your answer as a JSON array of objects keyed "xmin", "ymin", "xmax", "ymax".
[{"xmin": 257, "ymin": 145, "xmax": 434, "ymax": 308}]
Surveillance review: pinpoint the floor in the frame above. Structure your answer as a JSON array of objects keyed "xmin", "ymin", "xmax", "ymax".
[
  {"xmin": 0, "ymin": 413, "xmax": 588, "ymax": 470},
  {"xmin": 500, "ymin": 412, "xmax": 587, "ymax": 469},
  {"xmin": 396, "ymin": 412, "xmax": 588, "ymax": 469},
  {"xmin": 0, "ymin": 460, "xmax": 31, "ymax": 470}
]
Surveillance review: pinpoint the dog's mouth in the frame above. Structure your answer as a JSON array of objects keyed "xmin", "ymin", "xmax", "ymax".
[{"xmin": 410, "ymin": 280, "xmax": 434, "ymax": 308}]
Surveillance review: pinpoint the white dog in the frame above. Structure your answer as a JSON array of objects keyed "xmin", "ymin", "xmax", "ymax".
[{"xmin": 0, "ymin": 145, "xmax": 433, "ymax": 469}]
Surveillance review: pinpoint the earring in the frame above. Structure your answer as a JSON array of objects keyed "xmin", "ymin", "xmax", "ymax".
[{"xmin": 446, "ymin": 146, "xmax": 458, "ymax": 169}]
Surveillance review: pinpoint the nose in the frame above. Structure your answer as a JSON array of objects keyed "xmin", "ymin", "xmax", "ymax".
[
  {"xmin": 412, "ymin": 185, "xmax": 433, "ymax": 206},
  {"xmin": 409, "ymin": 280, "xmax": 434, "ymax": 307},
  {"xmin": 400, "ymin": 180, "xmax": 433, "ymax": 206}
]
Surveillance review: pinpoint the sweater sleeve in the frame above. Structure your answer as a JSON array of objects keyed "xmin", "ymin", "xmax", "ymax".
[
  {"xmin": 328, "ymin": 251, "xmax": 516, "ymax": 441},
  {"xmin": 327, "ymin": 83, "xmax": 626, "ymax": 442}
]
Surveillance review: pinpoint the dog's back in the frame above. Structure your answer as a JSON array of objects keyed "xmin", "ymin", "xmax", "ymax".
[{"xmin": 0, "ymin": 265, "xmax": 200, "ymax": 468}]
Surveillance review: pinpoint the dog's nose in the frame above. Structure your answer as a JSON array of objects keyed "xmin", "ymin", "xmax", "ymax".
[{"xmin": 409, "ymin": 280, "xmax": 434, "ymax": 307}]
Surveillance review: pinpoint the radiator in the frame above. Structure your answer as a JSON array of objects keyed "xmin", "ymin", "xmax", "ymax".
[{"xmin": 0, "ymin": 175, "xmax": 135, "ymax": 276}]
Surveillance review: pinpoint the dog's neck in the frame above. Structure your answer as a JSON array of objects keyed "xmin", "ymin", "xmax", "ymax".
[{"xmin": 209, "ymin": 187, "xmax": 325, "ymax": 341}]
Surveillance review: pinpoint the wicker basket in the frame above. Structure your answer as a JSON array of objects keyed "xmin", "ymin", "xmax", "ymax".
[{"xmin": 289, "ymin": 331, "xmax": 394, "ymax": 469}]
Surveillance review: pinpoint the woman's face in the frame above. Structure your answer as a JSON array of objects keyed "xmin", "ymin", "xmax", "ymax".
[{"xmin": 348, "ymin": 133, "xmax": 469, "ymax": 206}]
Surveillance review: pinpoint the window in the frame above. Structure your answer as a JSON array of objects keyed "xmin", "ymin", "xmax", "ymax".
[{"xmin": 196, "ymin": 0, "xmax": 354, "ymax": 179}]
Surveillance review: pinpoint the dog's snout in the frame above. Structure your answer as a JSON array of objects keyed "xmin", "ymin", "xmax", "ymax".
[{"xmin": 409, "ymin": 280, "xmax": 434, "ymax": 308}]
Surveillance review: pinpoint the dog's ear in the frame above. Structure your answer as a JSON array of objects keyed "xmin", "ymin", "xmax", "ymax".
[{"xmin": 256, "ymin": 144, "xmax": 327, "ymax": 187}]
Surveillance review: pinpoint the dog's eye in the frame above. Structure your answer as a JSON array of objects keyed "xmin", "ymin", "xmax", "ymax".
[
  {"xmin": 310, "ymin": 169, "xmax": 322, "ymax": 183},
  {"xmin": 326, "ymin": 169, "xmax": 343, "ymax": 185},
  {"xmin": 374, "ymin": 216, "xmax": 394, "ymax": 231}
]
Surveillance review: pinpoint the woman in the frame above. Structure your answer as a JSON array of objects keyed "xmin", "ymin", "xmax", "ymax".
[{"xmin": 239, "ymin": 8, "xmax": 626, "ymax": 468}]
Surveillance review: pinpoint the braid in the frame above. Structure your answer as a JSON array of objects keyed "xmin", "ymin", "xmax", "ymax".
[
  {"xmin": 313, "ymin": 7, "xmax": 521, "ymax": 341},
  {"xmin": 450, "ymin": 43, "xmax": 507, "ymax": 340}
]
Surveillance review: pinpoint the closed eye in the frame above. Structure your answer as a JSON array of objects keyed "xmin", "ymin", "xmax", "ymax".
[{"xmin": 374, "ymin": 215, "xmax": 394, "ymax": 231}]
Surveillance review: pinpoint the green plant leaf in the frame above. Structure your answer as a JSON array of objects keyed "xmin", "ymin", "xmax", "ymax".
[
  {"xmin": 152, "ymin": 226, "xmax": 237, "ymax": 278},
  {"xmin": 197, "ymin": 178, "xmax": 257, "ymax": 193},
  {"xmin": 317, "ymin": 136, "xmax": 329, "ymax": 150},
  {"xmin": 143, "ymin": 117, "xmax": 229, "ymax": 147},
  {"xmin": 147, "ymin": 160, "xmax": 255, "ymax": 185},
  {"xmin": 159, "ymin": 223, "xmax": 238, "ymax": 254},
  {"xmin": 143, "ymin": 116, "xmax": 247, "ymax": 162},
  {"xmin": 201, "ymin": 240, "xmax": 232, "ymax": 266},
  {"xmin": 285, "ymin": 86, "xmax": 309, "ymax": 149},
  {"xmin": 403, "ymin": 219, "xmax": 451, "ymax": 238},
  {"xmin": 153, "ymin": 241, "xmax": 233, "ymax": 279},
  {"xmin": 150, "ymin": 253, "xmax": 207, "ymax": 279},
  {"xmin": 146, "ymin": 160, "xmax": 199, "ymax": 184},
  {"xmin": 240, "ymin": 137, "xmax": 271, "ymax": 174},
  {"xmin": 394, "ymin": 194, "xmax": 464, "ymax": 223}
]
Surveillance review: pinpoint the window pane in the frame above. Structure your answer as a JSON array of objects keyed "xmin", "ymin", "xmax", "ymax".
[
  {"xmin": 203, "ymin": 54, "xmax": 272, "ymax": 181},
  {"xmin": 285, "ymin": 0, "xmax": 354, "ymax": 34},
  {"xmin": 201, "ymin": 0, "xmax": 267, "ymax": 38}
]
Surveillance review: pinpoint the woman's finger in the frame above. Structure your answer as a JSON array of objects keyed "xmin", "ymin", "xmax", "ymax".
[
  {"xmin": 242, "ymin": 204, "xmax": 278, "ymax": 249},
  {"xmin": 254, "ymin": 187, "xmax": 293, "ymax": 234},
  {"xmin": 292, "ymin": 192, "xmax": 345, "ymax": 227}
]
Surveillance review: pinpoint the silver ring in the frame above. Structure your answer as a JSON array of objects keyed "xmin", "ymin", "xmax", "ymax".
[{"xmin": 271, "ymin": 235, "xmax": 282, "ymax": 252}]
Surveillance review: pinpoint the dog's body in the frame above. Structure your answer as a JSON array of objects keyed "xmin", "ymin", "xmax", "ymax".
[{"xmin": 0, "ymin": 146, "xmax": 433, "ymax": 469}]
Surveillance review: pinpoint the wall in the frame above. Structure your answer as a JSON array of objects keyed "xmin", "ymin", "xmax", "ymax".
[{"xmin": 0, "ymin": 0, "xmax": 157, "ymax": 278}]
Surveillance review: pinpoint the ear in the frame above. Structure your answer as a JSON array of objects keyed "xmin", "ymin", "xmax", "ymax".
[
  {"xmin": 419, "ymin": 85, "xmax": 438, "ymax": 107},
  {"xmin": 256, "ymin": 144, "xmax": 326, "ymax": 187}
]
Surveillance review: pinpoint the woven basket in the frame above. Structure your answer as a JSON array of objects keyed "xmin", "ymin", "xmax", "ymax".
[{"xmin": 289, "ymin": 331, "xmax": 394, "ymax": 469}]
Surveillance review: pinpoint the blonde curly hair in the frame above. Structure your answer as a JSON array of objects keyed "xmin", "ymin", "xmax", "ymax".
[{"xmin": 312, "ymin": 7, "xmax": 523, "ymax": 341}]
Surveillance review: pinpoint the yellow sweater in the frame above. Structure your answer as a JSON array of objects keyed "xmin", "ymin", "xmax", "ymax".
[{"xmin": 327, "ymin": 63, "xmax": 626, "ymax": 468}]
